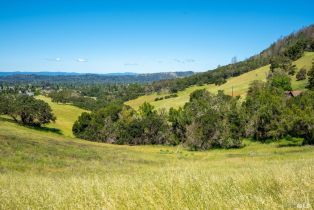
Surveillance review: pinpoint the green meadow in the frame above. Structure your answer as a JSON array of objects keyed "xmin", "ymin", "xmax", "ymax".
[
  {"xmin": 126, "ymin": 52, "xmax": 314, "ymax": 110},
  {"xmin": 35, "ymin": 95, "xmax": 88, "ymax": 137},
  {"xmin": 0, "ymin": 118, "xmax": 313, "ymax": 209}
]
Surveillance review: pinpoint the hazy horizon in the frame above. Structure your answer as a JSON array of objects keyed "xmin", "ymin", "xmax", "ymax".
[{"xmin": 1, "ymin": 0, "xmax": 314, "ymax": 74}]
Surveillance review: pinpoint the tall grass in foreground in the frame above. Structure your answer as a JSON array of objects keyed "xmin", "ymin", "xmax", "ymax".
[
  {"xmin": 0, "ymin": 161, "xmax": 313, "ymax": 209},
  {"xmin": 0, "ymin": 120, "xmax": 313, "ymax": 209}
]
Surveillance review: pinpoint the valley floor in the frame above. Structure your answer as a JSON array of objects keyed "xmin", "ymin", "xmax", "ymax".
[{"xmin": 0, "ymin": 119, "xmax": 313, "ymax": 209}]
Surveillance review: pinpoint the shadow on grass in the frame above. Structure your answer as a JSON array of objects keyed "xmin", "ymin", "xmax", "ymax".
[
  {"xmin": 0, "ymin": 116, "xmax": 63, "ymax": 135},
  {"xmin": 0, "ymin": 116, "xmax": 16, "ymax": 123},
  {"xmin": 28, "ymin": 126, "xmax": 63, "ymax": 135},
  {"xmin": 277, "ymin": 137, "xmax": 304, "ymax": 148}
]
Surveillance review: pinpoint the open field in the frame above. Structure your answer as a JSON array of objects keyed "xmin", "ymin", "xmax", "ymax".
[
  {"xmin": 126, "ymin": 52, "xmax": 314, "ymax": 110},
  {"xmin": 0, "ymin": 119, "xmax": 313, "ymax": 209},
  {"xmin": 35, "ymin": 95, "xmax": 88, "ymax": 137}
]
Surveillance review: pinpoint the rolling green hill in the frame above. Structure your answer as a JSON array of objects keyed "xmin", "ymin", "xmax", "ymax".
[
  {"xmin": 126, "ymin": 52, "xmax": 314, "ymax": 110},
  {"xmin": 35, "ymin": 95, "xmax": 88, "ymax": 137},
  {"xmin": 0, "ymin": 118, "xmax": 314, "ymax": 209}
]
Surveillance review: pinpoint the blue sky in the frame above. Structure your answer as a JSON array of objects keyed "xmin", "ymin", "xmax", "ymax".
[{"xmin": 0, "ymin": 0, "xmax": 313, "ymax": 73}]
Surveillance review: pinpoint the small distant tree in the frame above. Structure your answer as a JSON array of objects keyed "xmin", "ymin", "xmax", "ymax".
[
  {"xmin": 307, "ymin": 61, "xmax": 314, "ymax": 90},
  {"xmin": 231, "ymin": 56, "xmax": 237, "ymax": 64},
  {"xmin": 296, "ymin": 68, "xmax": 307, "ymax": 81},
  {"xmin": 214, "ymin": 78, "xmax": 226, "ymax": 86},
  {"xmin": 139, "ymin": 102, "xmax": 155, "ymax": 117}
]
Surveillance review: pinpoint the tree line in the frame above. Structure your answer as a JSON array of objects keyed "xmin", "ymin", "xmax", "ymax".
[{"xmin": 48, "ymin": 83, "xmax": 146, "ymax": 111}]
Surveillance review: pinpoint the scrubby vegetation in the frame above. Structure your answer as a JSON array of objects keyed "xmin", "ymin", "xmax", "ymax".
[{"xmin": 74, "ymin": 87, "xmax": 314, "ymax": 150}]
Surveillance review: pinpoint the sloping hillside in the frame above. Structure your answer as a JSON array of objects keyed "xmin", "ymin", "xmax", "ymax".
[
  {"xmin": 35, "ymin": 95, "xmax": 88, "ymax": 137},
  {"xmin": 0, "ymin": 118, "xmax": 314, "ymax": 209},
  {"xmin": 126, "ymin": 52, "xmax": 314, "ymax": 110}
]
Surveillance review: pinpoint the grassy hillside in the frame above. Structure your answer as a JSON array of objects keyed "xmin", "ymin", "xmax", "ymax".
[
  {"xmin": 35, "ymin": 95, "xmax": 88, "ymax": 137},
  {"xmin": 126, "ymin": 52, "xmax": 314, "ymax": 110},
  {"xmin": 0, "ymin": 119, "xmax": 313, "ymax": 209}
]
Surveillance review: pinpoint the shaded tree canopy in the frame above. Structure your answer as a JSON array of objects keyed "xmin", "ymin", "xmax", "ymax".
[{"xmin": 0, "ymin": 94, "xmax": 55, "ymax": 126}]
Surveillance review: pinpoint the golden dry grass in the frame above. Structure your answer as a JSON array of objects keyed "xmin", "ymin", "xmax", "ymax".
[{"xmin": 0, "ymin": 119, "xmax": 313, "ymax": 209}]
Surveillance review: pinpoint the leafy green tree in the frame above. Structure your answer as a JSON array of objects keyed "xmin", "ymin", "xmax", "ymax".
[
  {"xmin": 116, "ymin": 103, "xmax": 170, "ymax": 145},
  {"xmin": 183, "ymin": 90, "xmax": 242, "ymax": 150},
  {"xmin": 268, "ymin": 70, "xmax": 292, "ymax": 91},
  {"xmin": 0, "ymin": 94, "xmax": 14, "ymax": 115},
  {"xmin": 296, "ymin": 68, "xmax": 307, "ymax": 81},
  {"xmin": 115, "ymin": 106, "xmax": 143, "ymax": 144},
  {"xmin": 72, "ymin": 112, "xmax": 93, "ymax": 139},
  {"xmin": 139, "ymin": 102, "xmax": 155, "ymax": 117},
  {"xmin": 270, "ymin": 56, "xmax": 296, "ymax": 75},
  {"xmin": 73, "ymin": 103, "xmax": 122, "ymax": 142},
  {"xmin": 283, "ymin": 40, "xmax": 306, "ymax": 60},
  {"xmin": 243, "ymin": 82, "xmax": 288, "ymax": 141},
  {"xmin": 168, "ymin": 107, "xmax": 188, "ymax": 145},
  {"xmin": 1, "ymin": 94, "xmax": 55, "ymax": 126},
  {"xmin": 137, "ymin": 103, "xmax": 170, "ymax": 145},
  {"xmin": 286, "ymin": 91, "xmax": 314, "ymax": 144},
  {"xmin": 15, "ymin": 95, "xmax": 56, "ymax": 126}
]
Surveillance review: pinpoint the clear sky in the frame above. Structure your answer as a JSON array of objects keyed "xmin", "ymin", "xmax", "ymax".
[{"xmin": 0, "ymin": 0, "xmax": 313, "ymax": 73}]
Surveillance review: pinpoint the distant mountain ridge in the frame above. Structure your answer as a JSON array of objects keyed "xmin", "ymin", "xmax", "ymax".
[
  {"xmin": 0, "ymin": 71, "xmax": 192, "ymax": 77},
  {"xmin": 0, "ymin": 71, "xmax": 140, "ymax": 77},
  {"xmin": 0, "ymin": 71, "xmax": 194, "ymax": 84},
  {"xmin": 0, "ymin": 72, "xmax": 81, "ymax": 76}
]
